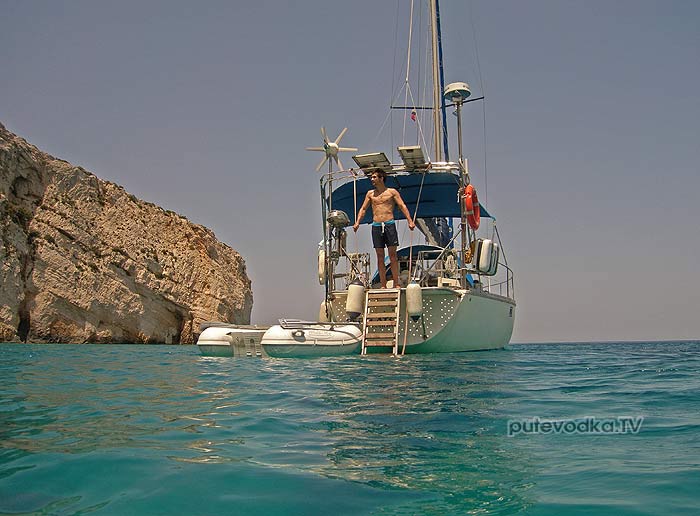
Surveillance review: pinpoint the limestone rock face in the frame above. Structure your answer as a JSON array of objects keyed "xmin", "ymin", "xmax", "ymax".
[{"xmin": 1, "ymin": 122, "xmax": 252, "ymax": 344}]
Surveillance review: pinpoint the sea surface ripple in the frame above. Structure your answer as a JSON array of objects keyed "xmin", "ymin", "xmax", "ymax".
[{"xmin": 1, "ymin": 341, "xmax": 699, "ymax": 515}]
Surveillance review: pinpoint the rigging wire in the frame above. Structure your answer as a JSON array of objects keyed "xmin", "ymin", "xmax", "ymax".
[
  {"xmin": 391, "ymin": 0, "xmax": 400, "ymax": 105},
  {"xmin": 467, "ymin": 0, "xmax": 488, "ymax": 207},
  {"xmin": 389, "ymin": 0, "xmax": 402, "ymax": 159},
  {"xmin": 401, "ymin": 170, "xmax": 427, "ymax": 356},
  {"xmin": 398, "ymin": 1, "xmax": 433, "ymax": 162},
  {"xmin": 404, "ymin": 85, "xmax": 432, "ymax": 159},
  {"xmin": 372, "ymin": 0, "xmax": 432, "ymax": 160},
  {"xmin": 421, "ymin": 7, "xmax": 433, "ymax": 154},
  {"xmin": 371, "ymin": 81, "xmax": 430, "ymax": 155},
  {"xmin": 352, "ymin": 171, "xmax": 358, "ymax": 258},
  {"xmin": 416, "ymin": 3, "xmax": 424, "ymax": 146},
  {"xmin": 401, "ymin": 0, "xmax": 415, "ymax": 149}
]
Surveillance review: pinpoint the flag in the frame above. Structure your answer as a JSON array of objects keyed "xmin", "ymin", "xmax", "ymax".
[{"xmin": 410, "ymin": 109, "xmax": 417, "ymax": 122}]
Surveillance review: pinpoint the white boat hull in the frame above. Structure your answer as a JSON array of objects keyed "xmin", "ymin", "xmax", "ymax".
[
  {"xmin": 327, "ymin": 287, "xmax": 515, "ymax": 355},
  {"xmin": 399, "ymin": 290, "xmax": 515, "ymax": 353}
]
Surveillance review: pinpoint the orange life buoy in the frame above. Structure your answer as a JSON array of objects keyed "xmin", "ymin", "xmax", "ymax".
[{"xmin": 464, "ymin": 184, "xmax": 480, "ymax": 230}]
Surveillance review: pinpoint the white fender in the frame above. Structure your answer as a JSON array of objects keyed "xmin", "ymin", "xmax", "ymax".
[
  {"xmin": 471, "ymin": 239, "xmax": 483, "ymax": 269},
  {"xmin": 487, "ymin": 242, "xmax": 500, "ymax": 275},
  {"xmin": 318, "ymin": 248, "xmax": 326, "ymax": 285},
  {"xmin": 477, "ymin": 239, "xmax": 492, "ymax": 273},
  {"xmin": 406, "ymin": 282, "xmax": 423, "ymax": 321},
  {"xmin": 474, "ymin": 239, "xmax": 499, "ymax": 276},
  {"xmin": 345, "ymin": 280, "xmax": 365, "ymax": 321},
  {"xmin": 319, "ymin": 300, "xmax": 331, "ymax": 322}
]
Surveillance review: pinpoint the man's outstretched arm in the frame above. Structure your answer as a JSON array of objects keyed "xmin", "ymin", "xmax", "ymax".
[
  {"xmin": 393, "ymin": 190, "xmax": 415, "ymax": 230},
  {"xmin": 353, "ymin": 193, "xmax": 372, "ymax": 232}
]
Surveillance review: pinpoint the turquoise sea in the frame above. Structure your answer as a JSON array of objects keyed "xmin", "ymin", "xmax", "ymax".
[{"xmin": 1, "ymin": 341, "xmax": 698, "ymax": 515}]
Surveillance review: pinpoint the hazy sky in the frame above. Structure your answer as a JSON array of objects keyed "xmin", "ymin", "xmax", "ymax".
[{"xmin": 2, "ymin": 1, "xmax": 698, "ymax": 343}]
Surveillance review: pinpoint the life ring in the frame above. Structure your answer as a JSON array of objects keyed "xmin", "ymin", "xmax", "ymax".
[{"xmin": 464, "ymin": 184, "xmax": 480, "ymax": 230}]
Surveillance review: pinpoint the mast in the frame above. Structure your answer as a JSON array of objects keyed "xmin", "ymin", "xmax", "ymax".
[
  {"xmin": 424, "ymin": 0, "xmax": 452, "ymax": 247},
  {"xmin": 435, "ymin": 0, "xmax": 449, "ymax": 161},
  {"xmin": 430, "ymin": 0, "xmax": 442, "ymax": 161}
]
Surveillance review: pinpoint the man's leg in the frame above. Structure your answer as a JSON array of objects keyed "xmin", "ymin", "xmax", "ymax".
[
  {"xmin": 375, "ymin": 248, "xmax": 387, "ymax": 288},
  {"xmin": 388, "ymin": 246, "xmax": 400, "ymax": 288}
]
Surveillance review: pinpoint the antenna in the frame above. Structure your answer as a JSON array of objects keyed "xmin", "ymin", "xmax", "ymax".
[{"xmin": 443, "ymin": 82, "xmax": 471, "ymax": 169}]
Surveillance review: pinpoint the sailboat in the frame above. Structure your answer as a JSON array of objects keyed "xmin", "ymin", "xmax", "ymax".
[{"xmin": 197, "ymin": 0, "xmax": 515, "ymax": 357}]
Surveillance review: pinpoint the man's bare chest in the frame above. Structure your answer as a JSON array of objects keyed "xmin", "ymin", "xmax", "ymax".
[{"xmin": 370, "ymin": 190, "xmax": 394, "ymax": 206}]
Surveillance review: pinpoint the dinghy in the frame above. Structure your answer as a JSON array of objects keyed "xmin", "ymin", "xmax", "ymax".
[{"xmin": 261, "ymin": 320, "xmax": 362, "ymax": 358}]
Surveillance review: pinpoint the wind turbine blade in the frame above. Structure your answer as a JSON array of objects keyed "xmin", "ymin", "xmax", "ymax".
[
  {"xmin": 338, "ymin": 147, "xmax": 359, "ymax": 152},
  {"xmin": 306, "ymin": 147, "xmax": 324, "ymax": 151},
  {"xmin": 316, "ymin": 156, "xmax": 329, "ymax": 172},
  {"xmin": 334, "ymin": 155, "xmax": 344, "ymax": 171},
  {"xmin": 335, "ymin": 127, "xmax": 348, "ymax": 144},
  {"xmin": 321, "ymin": 126, "xmax": 328, "ymax": 143}
]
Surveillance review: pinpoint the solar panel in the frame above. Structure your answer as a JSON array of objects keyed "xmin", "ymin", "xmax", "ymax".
[
  {"xmin": 397, "ymin": 145, "xmax": 428, "ymax": 171},
  {"xmin": 352, "ymin": 152, "xmax": 391, "ymax": 174}
]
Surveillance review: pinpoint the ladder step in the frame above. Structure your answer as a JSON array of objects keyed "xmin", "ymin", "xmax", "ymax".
[
  {"xmin": 367, "ymin": 291, "xmax": 400, "ymax": 299},
  {"xmin": 366, "ymin": 312, "xmax": 397, "ymax": 320},
  {"xmin": 367, "ymin": 300, "xmax": 398, "ymax": 307},
  {"xmin": 362, "ymin": 289, "xmax": 401, "ymax": 355},
  {"xmin": 363, "ymin": 340, "xmax": 396, "ymax": 347},
  {"xmin": 365, "ymin": 331, "xmax": 395, "ymax": 338}
]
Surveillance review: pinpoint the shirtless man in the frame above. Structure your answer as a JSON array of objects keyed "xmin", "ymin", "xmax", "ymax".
[{"xmin": 353, "ymin": 169, "xmax": 415, "ymax": 288}]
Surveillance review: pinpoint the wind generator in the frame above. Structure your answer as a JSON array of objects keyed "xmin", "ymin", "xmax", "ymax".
[
  {"xmin": 307, "ymin": 127, "xmax": 359, "ymax": 317},
  {"xmin": 306, "ymin": 126, "xmax": 357, "ymax": 173}
]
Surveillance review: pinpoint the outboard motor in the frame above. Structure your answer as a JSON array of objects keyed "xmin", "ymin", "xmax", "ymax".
[{"xmin": 327, "ymin": 210, "xmax": 350, "ymax": 228}]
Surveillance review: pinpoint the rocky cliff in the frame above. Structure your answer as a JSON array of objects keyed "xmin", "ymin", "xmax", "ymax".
[{"xmin": 0, "ymin": 122, "xmax": 252, "ymax": 344}]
